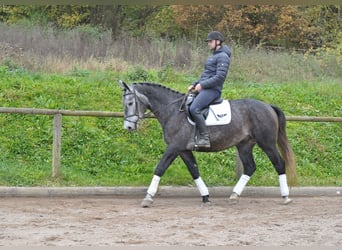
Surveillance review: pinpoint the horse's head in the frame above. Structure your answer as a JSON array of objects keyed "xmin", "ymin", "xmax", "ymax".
[{"xmin": 118, "ymin": 80, "xmax": 150, "ymax": 131}]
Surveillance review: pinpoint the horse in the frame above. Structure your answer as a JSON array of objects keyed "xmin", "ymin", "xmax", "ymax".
[{"xmin": 118, "ymin": 81, "xmax": 297, "ymax": 207}]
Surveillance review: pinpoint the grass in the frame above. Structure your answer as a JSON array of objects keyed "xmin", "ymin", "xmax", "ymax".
[{"xmin": 0, "ymin": 65, "xmax": 341, "ymax": 187}]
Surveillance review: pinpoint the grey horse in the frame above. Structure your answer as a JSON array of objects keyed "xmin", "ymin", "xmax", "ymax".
[{"xmin": 119, "ymin": 81, "xmax": 296, "ymax": 207}]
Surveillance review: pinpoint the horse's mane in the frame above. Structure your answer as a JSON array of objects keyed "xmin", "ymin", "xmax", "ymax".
[{"xmin": 132, "ymin": 82, "xmax": 184, "ymax": 97}]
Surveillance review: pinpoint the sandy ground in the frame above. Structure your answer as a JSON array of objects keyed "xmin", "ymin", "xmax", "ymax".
[{"xmin": 0, "ymin": 196, "xmax": 341, "ymax": 246}]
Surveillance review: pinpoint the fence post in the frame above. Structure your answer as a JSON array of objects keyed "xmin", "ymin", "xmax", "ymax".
[{"xmin": 52, "ymin": 113, "xmax": 62, "ymax": 177}]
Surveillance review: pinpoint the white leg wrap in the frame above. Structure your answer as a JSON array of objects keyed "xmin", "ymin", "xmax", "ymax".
[
  {"xmin": 194, "ymin": 177, "xmax": 209, "ymax": 196},
  {"xmin": 279, "ymin": 174, "xmax": 290, "ymax": 197},
  {"xmin": 147, "ymin": 175, "xmax": 160, "ymax": 197},
  {"xmin": 233, "ymin": 174, "xmax": 250, "ymax": 196}
]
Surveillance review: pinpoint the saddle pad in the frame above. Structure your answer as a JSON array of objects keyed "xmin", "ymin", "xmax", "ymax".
[{"xmin": 205, "ymin": 100, "xmax": 231, "ymax": 126}]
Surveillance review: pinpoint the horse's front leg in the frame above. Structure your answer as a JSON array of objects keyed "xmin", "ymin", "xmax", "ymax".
[
  {"xmin": 179, "ymin": 151, "xmax": 210, "ymax": 206},
  {"xmin": 141, "ymin": 145, "xmax": 179, "ymax": 208}
]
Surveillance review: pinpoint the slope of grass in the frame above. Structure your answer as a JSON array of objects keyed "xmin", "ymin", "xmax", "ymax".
[{"xmin": 0, "ymin": 64, "xmax": 341, "ymax": 187}]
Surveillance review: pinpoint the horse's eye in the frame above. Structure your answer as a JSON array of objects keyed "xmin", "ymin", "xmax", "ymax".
[{"xmin": 128, "ymin": 102, "xmax": 133, "ymax": 106}]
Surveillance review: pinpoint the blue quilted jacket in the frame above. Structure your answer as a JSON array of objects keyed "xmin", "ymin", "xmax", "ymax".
[{"xmin": 192, "ymin": 45, "xmax": 231, "ymax": 94}]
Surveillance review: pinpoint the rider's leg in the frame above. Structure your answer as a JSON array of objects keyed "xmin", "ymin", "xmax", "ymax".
[
  {"xmin": 192, "ymin": 111, "xmax": 210, "ymax": 147},
  {"xmin": 189, "ymin": 89, "xmax": 219, "ymax": 148}
]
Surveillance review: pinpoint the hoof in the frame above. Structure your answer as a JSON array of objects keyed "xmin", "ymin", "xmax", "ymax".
[
  {"xmin": 282, "ymin": 197, "xmax": 292, "ymax": 205},
  {"xmin": 229, "ymin": 192, "xmax": 239, "ymax": 205},
  {"xmin": 141, "ymin": 196, "xmax": 153, "ymax": 208},
  {"xmin": 201, "ymin": 201, "xmax": 211, "ymax": 207},
  {"xmin": 201, "ymin": 195, "xmax": 211, "ymax": 207}
]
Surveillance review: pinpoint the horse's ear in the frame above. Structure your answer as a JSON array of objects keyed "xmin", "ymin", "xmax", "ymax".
[{"xmin": 118, "ymin": 80, "xmax": 131, "ymax": 92}]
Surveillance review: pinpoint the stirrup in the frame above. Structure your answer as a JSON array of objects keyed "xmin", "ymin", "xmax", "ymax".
[
  {"xmin": 195, "ymin": 142, "xmax": 211, "ymax": 148},
  {"xmin": 194, "ymin": 137, "xmax": 211, "ymax": 148}
]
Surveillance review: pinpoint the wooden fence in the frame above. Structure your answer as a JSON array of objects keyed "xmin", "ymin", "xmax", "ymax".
[{"xmin": 1, "ymin": 107, "xmax": 341, "ymax": 178}]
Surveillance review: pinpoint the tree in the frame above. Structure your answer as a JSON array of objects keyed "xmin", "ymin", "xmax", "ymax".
[
  {"xmin": 217, "ymin": 5, "xmax": 287, "ymax": 46},
  {"xmin": 0, "ymin": 6, "xmax": 33, "ymax": 23},
  {"xmin": 171, "ymin": 5, "xmax": 226, "ymax": 43},
  {"xmin": 42, "ymin": 5, "xmax": 90, "ymax": 29},
  {"xmin": 144, "ymin": 6, "xmax": 182, "ymax": 40},
  {"xmin": 120, "ymin": 6, "xmax": 163, "ymax": 37},
  {"xmin": 88, "ymin": 6, "xmax": 124, "ymax": 37},
  {"xmin": 301, "ymin": 5, "xmax": 342, "ymax": 49},
  {"xmin": 1, "ymin": 5, "xmax": 341, "ymax": 50}
]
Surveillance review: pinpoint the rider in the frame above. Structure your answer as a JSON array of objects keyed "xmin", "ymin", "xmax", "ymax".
[{"xmin": 188, "ymin": 31, "xmax": 231, "ymax": 148}]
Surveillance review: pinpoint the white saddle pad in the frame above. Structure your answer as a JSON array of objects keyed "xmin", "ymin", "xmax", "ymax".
[
  {"xmin": 187, "ymin": 100, "xmax": 231, "ymax": 126},
  {"xmin": 206, "ymin": 100, "xmax": 231, "ymax": 126}
]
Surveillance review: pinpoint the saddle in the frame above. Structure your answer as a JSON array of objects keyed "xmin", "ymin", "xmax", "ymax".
[{"xmin": 185, "ymin": 93, "xmax": 231, "ymax": 126}]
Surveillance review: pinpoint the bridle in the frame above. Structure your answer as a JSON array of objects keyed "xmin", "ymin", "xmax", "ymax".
[
  {"xmin": 121, "ymin": 82, "xmax": 188, "ymax": 125},
  {"xmin": 122, "ymin": 89, "xmax": 150, "ymax": 126}
]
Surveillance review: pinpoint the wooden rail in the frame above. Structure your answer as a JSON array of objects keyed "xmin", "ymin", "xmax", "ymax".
[
  {"xmin": 0, "ymin": 107, "xmax": 124, "ymax": 117},
  {"xmin": 1, "ymin": 107, "xmax": 341, "ymax": 178},
  {"xmin": 286, "ymin": 116, "xmax": 342, "ymax": 123}
]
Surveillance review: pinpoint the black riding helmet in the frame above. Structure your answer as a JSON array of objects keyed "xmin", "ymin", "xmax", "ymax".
[{"xmin": 205, "ymin": 31, "xmax": 225, "ymax": 42}]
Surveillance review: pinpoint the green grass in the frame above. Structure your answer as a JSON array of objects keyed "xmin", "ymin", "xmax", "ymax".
[{"xmin": 0, "ymin": 65, "xmax": 341, "ymax": 187}]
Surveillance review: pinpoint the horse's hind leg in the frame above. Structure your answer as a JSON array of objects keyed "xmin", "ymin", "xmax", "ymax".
[
  {"xmin": 180, "ymin": 151, "xmax": 210, "ymax": 205},
  {"xmin": 258, "ymin": 142, "xmax": 292, "ymax": 205},
  {"xmin": 230, "ymin": 143, "xmax": 256, "ymax": 203}
]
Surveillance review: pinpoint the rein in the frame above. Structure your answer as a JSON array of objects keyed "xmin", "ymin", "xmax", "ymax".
[
  {"xmin": 177, "ymin": 94, "xmax": 188, "ymax": 112},
  {"xmin": 166, "ymin": 94, "xmax": 188, "ymax": 112}
]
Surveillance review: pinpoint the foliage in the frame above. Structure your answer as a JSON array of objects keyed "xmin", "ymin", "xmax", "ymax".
[
  {"xmin": 303, "ymin": 33, "xmax": 342, "ymax": 78},
  {"xmin": 1, "ymin": 5, "xmax": 341, "ymax": 50},
  {"xmin": 0, "ymin": 6, "xmax": 32, "ymax": 24},
  {"xmin": 127, "ymin": 65, "xmax": 155, "ymax": 82},
  {"xmin": 120, "ymin": 6, "xmax": 163, "ymax": 37},
  {"xmin": 1, "ymin": 22, "xmax": 341, "ymax": 82},
  {"xmin": 171, "ymin": 6, "xmax": 226, "ymax": 43},
  {"xmin": 46, "ymin": 6, "xmax": 90, "ymax": 29},
  {"xmin": 144, "ymin": 6, "xmax": 183, "ymax": 40},
  {"xmin": 302, "ymin": 5, "xmax": 342, "ymax": 48},
  {"xmin": 214, "ymin": 5, "xmax": 342, "ymax": 49}
]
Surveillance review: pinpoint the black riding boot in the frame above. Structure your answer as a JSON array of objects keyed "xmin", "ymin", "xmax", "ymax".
[{"xmin": 192, "ymin": 112, "xmax": 210, "ymax": 148}]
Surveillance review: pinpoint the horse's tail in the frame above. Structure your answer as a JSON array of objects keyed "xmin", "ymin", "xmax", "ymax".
[{"xmin": 271, "ymin": 105, "xmax": 297, "ymax": 186}]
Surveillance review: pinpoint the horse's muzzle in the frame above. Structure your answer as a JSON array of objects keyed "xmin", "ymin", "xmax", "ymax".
[{"xmin": 124, "ymin": 121, "xmax": 137, "ymax": 131}]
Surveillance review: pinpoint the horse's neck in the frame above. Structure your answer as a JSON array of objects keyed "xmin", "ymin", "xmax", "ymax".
[{"xmin": 135, "ymin": 84, "xmax": 182, "ymax": 123}]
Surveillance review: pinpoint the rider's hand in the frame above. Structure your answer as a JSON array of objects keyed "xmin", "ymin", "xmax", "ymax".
[
  {"xmin": 195, "ymin": 84, "xmax": 202, "ymax": 92},
  {"xmin": 188, "ymin": 85, "xmax": 195, "ymax": 91}
]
